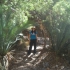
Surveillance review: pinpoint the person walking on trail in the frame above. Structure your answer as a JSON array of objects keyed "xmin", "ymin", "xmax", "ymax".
[{"xmin": 27, "ymin": 26, "xmax": 38, "ymax": 55}]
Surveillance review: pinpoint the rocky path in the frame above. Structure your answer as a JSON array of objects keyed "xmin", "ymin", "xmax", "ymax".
[
  {"xmin": 9, "ymin": 38, "xmax": 70, "ymax": 70},
  {"xmin": 9, "ymin": 45, "xmax": 49, "ymax": 70}
]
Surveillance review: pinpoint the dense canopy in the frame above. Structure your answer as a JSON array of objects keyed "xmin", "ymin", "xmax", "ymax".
[{"xmin": 0, "ymin": 0, "xmax": 70, "ymax": 69}]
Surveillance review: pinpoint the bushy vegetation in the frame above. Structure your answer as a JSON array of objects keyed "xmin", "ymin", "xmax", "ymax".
[
  {"xmin": 44, "ymin": 0, "xmax": 70, "ymax": 56},
  {"xmin": 0, "ymin": 0, "xmax": 70, "ymax": 69},
  {"xmin": 29, "ymin": 0, "xmax": 70, "ymax": 56}
]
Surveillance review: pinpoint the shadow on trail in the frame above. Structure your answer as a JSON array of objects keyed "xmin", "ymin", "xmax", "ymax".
[
  {"xmin": 9, "ymin": 36, "xmax": 70, "ymax": 70},
  {"xmin": 9, "ymin": 44, "xmax": 51, "ymax": 70}
]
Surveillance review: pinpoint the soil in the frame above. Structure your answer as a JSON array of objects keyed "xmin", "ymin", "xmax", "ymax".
[{"xmin": 8, "ymin": 40, "xmax": 70, "ymax": 70}]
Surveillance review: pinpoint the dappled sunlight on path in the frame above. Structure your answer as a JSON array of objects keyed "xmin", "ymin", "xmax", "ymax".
[
  {"xmin": 9, "ymin": 37, "xmax": 70, "ymax": 70},
  {"xmin": 9, "ymin": 45, "xmax": 50, "ymax": 70}
]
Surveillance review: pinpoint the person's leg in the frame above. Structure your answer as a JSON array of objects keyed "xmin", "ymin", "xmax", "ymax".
[
  {"xmin": 33, "ymin": 39, "xmax": 37, "ymax": 54},
  {"xmin": 28, "ymin": 40, "xmax": 33, "ymax": 55}
]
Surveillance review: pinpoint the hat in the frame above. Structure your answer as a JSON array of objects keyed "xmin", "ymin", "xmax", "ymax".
[
  {"xmin": 27, "ymin": 26, "xmax": 35, "ymax": 30},
  {"xmin": 32, "ymin": 26, "xmax": 36, "ymax": 28}
]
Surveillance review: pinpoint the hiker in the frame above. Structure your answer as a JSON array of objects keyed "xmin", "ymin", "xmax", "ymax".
[{"xmin": 28, "ymin": 26, "xmax": 38, "ymax": 55}]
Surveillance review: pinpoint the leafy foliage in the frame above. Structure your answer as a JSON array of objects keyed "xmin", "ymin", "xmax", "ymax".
[
  {"xmin": 44, "ymin": 0, "xmax": 70, "ymax": 55},
  {"xmin": 0, "ymin": 0, "xmax": 70, "ymax": 57},
  {"xmin": 26, "ymin": 0, "xmax": 70, "ymax": 56},
  {"xmin": 0, "ymin": 0, "xmax": 29, "ymax": 56}
]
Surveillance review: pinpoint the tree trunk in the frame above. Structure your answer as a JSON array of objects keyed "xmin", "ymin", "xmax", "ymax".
[{"xmin": 37, "ymin": 19, "xmax": 48, "ymax": 48}]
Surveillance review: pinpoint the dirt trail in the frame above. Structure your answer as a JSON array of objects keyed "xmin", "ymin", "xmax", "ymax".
[{"xmin": 9, "ymin": 37, "xmax": 70, "ymax": 70}]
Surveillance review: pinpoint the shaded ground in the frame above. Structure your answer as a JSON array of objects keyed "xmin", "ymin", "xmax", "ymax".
[{"xmin": 9, "ymin": 39, "xmax": 70, "ymax": 70}]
